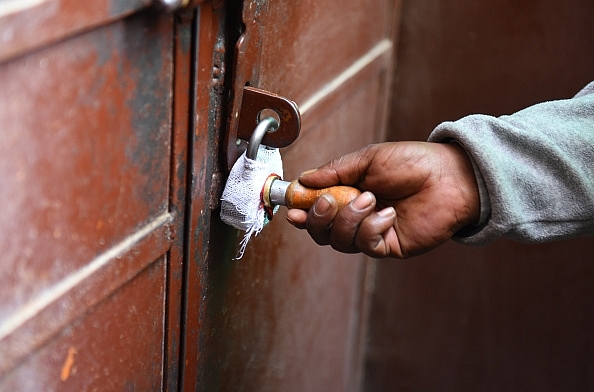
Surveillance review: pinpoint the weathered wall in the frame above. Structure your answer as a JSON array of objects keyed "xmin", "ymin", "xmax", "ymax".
[{"xmin": 364, "ymin": 0, "xmax": 594, "ymax": 391}]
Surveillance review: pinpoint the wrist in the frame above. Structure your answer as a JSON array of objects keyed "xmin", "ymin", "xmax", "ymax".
[{"xmin": 439, "ymin": 143, "xmax": 481, "ymax": 229}]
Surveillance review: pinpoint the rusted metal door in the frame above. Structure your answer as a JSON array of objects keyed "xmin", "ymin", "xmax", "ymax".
[
  {"xmin": 1, "ymin": 0, "xmax": 401, "ymax": 390},
  {"xmin": 0, "ymin": 1, "xmax": 192, "ymax": 389},
  {"xmin": 182, "ymin": 1, "xmax": 403, "ymax": 391}
]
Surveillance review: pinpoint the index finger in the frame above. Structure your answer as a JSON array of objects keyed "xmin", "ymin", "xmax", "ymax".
[{"xmin": 298, "ymin": 144, "xmax": 379, "ymax": 188}]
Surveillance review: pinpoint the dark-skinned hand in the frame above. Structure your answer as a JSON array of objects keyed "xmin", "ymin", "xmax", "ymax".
[{"xmin": 285, "ymin": 142, "xmax": 480, "ymax": 258}]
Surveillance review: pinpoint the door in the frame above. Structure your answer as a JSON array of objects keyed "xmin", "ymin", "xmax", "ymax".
[
  {"xmin": 182, "ymin": 1, "xmax": 402, "ymax": 391},
  {"xmin": 0, "ymin": 2, "xmax": 190, "ymax": 390},
  {"xmin": 0, "ymin": 1, "xmax": 402, "ymax": 390}
]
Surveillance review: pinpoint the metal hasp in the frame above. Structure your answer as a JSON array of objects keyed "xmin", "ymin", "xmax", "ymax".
[{"xmin": 239, "ymin": 87, "xmax": 301, "ymax": 153}]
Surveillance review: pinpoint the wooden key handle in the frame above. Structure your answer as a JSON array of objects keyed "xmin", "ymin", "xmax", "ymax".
[
  {"xmin": 285, "ymin": 180, "xmax": 361, "ymax": 210},
  {"xmin": 263, "ymin": 177, "xmax": 362, "ymax": 210}
]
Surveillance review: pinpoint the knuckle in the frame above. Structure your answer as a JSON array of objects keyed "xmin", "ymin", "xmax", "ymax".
[
  {"xmin": 354, "ymin": 217, "xmax": 392, "ymax": 258},
  {"xmin": 355, "ymin": 235, "xmax": 387, "ymax": 258}
]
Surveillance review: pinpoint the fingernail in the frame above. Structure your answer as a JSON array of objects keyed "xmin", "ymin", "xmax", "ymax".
[
  {"xmin": 313, "ymin": 194, "xmax": 332, "ymax": 216},
  {"xmin": 352, "ymin": 192, "xmax": 374, "ymax": 211},
  {"xmin": 378, "ymin": 207, "xmax": 396, "ymax": 218},
  {"xmin": 299, "ymin": 169, "xmax": 317, "ymax": 178}
]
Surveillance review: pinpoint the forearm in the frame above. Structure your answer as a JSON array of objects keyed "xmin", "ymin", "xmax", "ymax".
[{"xmin": 429, "ymin": 82, "xmax": 594, "ymax": 244}]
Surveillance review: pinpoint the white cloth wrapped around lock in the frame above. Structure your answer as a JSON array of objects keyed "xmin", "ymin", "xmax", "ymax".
[{"xmin": 220, "ymin": 145, "xmax": 283, "ymax": 259}]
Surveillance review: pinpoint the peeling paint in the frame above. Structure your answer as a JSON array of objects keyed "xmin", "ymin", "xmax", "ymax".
[{"xmin": 60, "ymin": 347, "xmax": 77, "ymax": 381}]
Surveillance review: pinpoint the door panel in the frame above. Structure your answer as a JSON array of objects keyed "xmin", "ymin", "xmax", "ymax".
[
  {"xmin": 1, "ymin": 257, "xmax": 166, "ymax": 391},
  {"xmin": 258, "ymin": 0, "xmax": 396, "ymax": 107},
  {"xmin": 198, "ymin": 1, "xmax": 402, "ymax": 391},
  {"xmin": 0, "ymin": 11, "xmax": 171, "ymax": 319},
  {"xmin": 0, "ymin": 6, "xmax": 186, "ymax": 389},
  {"xmin": 0, "ymin": 0, "xmax": 152, "ymax": 62}
]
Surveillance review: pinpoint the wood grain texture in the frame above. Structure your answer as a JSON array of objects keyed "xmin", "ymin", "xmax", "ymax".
[{"xmin": 285, "ymin": 181, "xmax": 361, "ymax": 210}]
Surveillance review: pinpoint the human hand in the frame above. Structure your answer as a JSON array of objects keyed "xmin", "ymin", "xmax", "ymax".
[{"xmin": 285, "ymin": 142, "xmax": 480, "ymax": 258}]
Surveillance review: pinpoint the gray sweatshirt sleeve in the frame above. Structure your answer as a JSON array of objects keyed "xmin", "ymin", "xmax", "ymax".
[{"xmin": 428, "ymin": 82, "xmax": 594, "ymax": 245}]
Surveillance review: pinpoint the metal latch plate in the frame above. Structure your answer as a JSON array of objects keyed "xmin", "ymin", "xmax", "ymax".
[{"xmin": 236, "ymin": 87, "xmax": 301, "ymax": 149}]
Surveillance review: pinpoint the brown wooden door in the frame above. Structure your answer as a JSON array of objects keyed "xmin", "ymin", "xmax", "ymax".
[
  {"xmin": 0, "ymin": 2, "xmax": 191, "ymax": 390},
  {"xmin": 181, "ymin": 1, "xmax": 402, "ymax": 391}
]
